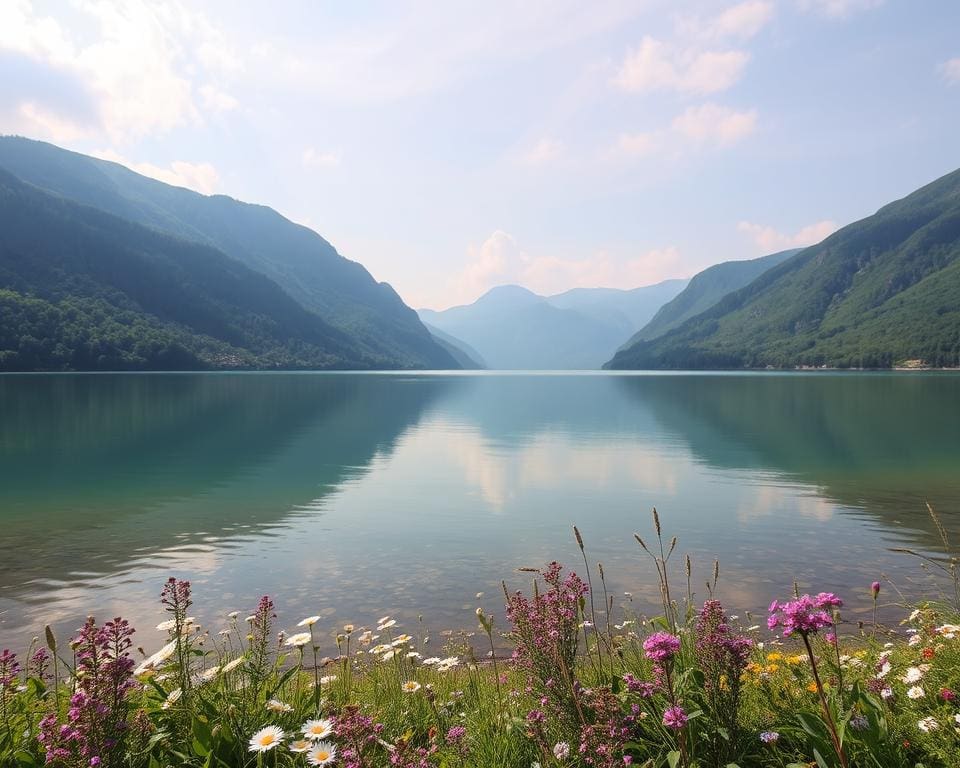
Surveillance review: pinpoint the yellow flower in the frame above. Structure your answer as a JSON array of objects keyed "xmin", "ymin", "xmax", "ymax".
[
  {"xmin": 766, "ymin": 652, "xmax": 783, "ymax": 662},
  {"xmin": 765, "ymin": 664, "xmax": 779, "ymax": 674},
  {"xmin": 788, "ymin": 654, "xmax": 806, "ymax": 665}
]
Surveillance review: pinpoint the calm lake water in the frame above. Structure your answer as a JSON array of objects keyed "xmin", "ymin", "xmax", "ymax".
[{"xmin": 1, "ymin": 371, "xmax": 959, "ymax": 651}]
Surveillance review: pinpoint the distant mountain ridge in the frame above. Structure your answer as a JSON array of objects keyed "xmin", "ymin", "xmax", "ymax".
[
  {"xmin": 607, "ymin": 166, "xmax": 960, "ymax": 369},
  {"xmin": 419, "ymin": 280, "xmax": 687, "ymax": 369},
  {"xmin": 0, "ymin": 136, "xmax": 456, "ymax": 369},
  {"xmin": 0, "ymin": 136, "xmax": 457, "ymax": 370}
]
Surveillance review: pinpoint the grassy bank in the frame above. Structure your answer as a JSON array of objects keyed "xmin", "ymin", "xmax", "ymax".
[{"xmin": 1, "ymin": 514, "xmax": 959, "ymax": 768}]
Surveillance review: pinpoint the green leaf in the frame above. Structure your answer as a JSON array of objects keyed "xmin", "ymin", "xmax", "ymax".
[
  {"xmin": 667, "ymin": 750, "xmax": 681, "ymax": 768},
  {"xmin": 813, "ymin": 748, "xmax": 831, "ymax": 768}
]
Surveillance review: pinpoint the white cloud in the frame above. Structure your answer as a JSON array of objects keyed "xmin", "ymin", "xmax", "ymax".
[
  {"xmin": 0, "ymin": 0, "xmax": 246, "ymax": 144},
  {"xmin": 302, "ymin": 147, "xmax": 341, "ymax": 169},
  {"xmin": 680, "ymin": 1, "xmax": 775, "ymax": 41},
  {"xmin": 942, "ymin": 58, "xmax": 960, "ymax": 84},
  {"xmin": 521, "ymin": 138, "xmax": 564, "ymax": 166},
  {"xmin": 92, "ymin": 149, "xmax": 220, "ymax": 194},
  {"xmin": 199, "ymin": 84, "xmax": 238, "ymax": 112},
  {"xmin": 671, "ymin": 103, "xmax": 757, "ymax": 145},
  {"xmin": 737, "ymin": 219, "xmax": 838, "ymax": 252},
  {"xmin": 615, "ymin": 36, "xmax": 749, "ymax": 94},
  {"xmin": 446, "ymin": 231, "xmax": 684, "ymax": 305},
  {"xmin": 614, "ymin": 131, "xmax": 659, "ymax": 158},
  {"xmin": 709, "ymin": 1, "xmax": 775, "ymax": 40},
  {"xmin": 797, "ymin": 0, "xmax": 883, "ymax": 18}
]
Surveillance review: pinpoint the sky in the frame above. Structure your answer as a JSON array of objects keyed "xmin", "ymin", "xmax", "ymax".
[{"xmin": 1, "ymin": 1, "xmax": 959, "ymax": 310}]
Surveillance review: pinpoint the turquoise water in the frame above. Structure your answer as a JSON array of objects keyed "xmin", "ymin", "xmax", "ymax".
[{"xmin": 1, "ymin": 371, "xmax": 958, "ymax": 650}]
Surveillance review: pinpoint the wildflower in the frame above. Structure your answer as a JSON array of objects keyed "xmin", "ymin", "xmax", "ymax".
[
  {"xmin": 447, "ymin": 725, "xmax": 467, "ymax": 746},
  {"xmin": 302, "ymin": 719, "xmax": 335, "ymax": 740},
  {"xmin": 940, "ymin": 687, "xmax": 957, "ymax": 702},
  {"xmin": 319, "ymin": 674, "xmax": 337, "ymax": 684},
  {"xmin": 266, "ymin": 699, "xmax": 292, "ymax": 713},
  {"xmin": 902, "ymin": 666, "xmax": 924, "ymax": 683},
  {"xmin": 228, "ymin": 611, "xmax": 240, "ymax": 619},
  {"xmin": 162, "ymin": 688, "xmax": 182, "ymax": 709},
  {"xmin": 401, "ymin": 680, "xmax": 422, "ymax": 693},
  {"xmin": 767, "ymin": 593, "xmax": 842, "ymax": 637},
  {"xmin": 285, "ymin": 632, "xmax": 312, "ymax": 648},
  {"xmin": 422, "ymin": 657, "xmax": 441, "ymax": 665},
  {"xmin": 343, "ymin": 624, "xmax": 355, "ymax": 633},
  {"xmin": 759, "ymin": 731, "xmax": 779, "ymax": 744},
  {"xmin": 378, "ymin": 619, "xmax": 397, "ymax": 630},
  {"xmin": 289, "ymin": 739, "xmax": 312, "ymax": 753},
  {"xmin": 907, "ymin": 686, "xmax": 925, "ymax": 699},
  {"xmin": 298, "ymin": 616, "xmax": 321, "ymax": 627},
  {"xmin": 849, "ymin": 714, "xmax": 869, "ymax": 731},
  {"xmin": 221, "ymin": 656, "xmax": 244, "ymax": 673},
  {"xmin": 871, "ymin": 581, "xmax": 880, "ymax": 598},
  {"xmin": 917, "ymin": 716, "xmax": 938, "ymax": 733},
  {"xmin": 553, "ymin": 741, "xmax": 570, "ymax": 759},
  {"xmin": 643, "ymin": 631, "xmax": 681, "ymax": 662},
  {"xmin": 195, "ymin": 665, "xmax": 220, "ymax": 684},
  {"xmin": 381, "ymin": 649, "xmax": 396, "ymax": 661},
  {"xmin": 133, "ymin": 640, "xmax": 178, "ymax": 675},
  {"xmin": 881, "ymin": 687, "xmax": 893, "ymax": 700},
  {"xmin": 249, "ymin": 725, "xmax": 285, "ymax": 752},
  {"xmin": 306, "ymin": 740, "xmax": 337, "ymax": 765},
  {"xmin": 662, "ymin": 705, "xmax": 688, "ymax": 729}
]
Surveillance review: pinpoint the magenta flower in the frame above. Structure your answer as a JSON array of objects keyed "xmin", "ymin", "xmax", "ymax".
[
  {"xmin": 662, "ymin": 705, "xmax": 688, "ymax": 729},
  {"xmin": 643, "ymin": 632, "xmax": 681, "ymax": 663},
  {"xmin": 767, "ymin": 593, "xmax": 842, "ymax": 637},
  {"xmin": 871, "ymin": 581, "xmax": 880, "ymax": 598}
]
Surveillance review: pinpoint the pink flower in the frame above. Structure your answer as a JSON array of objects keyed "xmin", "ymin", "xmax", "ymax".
[
  {"xmin": 643, "ymin": 632, "xmax": 681, "ymax": 663},
  {"xmin": 662, "ymin": 706, "xmax": 687, "ymax": 729},
  {"xmin": 767, "ymin": 593, "xmax": 842, "ymax": 637}
]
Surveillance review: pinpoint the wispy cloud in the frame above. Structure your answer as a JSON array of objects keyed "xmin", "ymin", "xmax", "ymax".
[
  {"xmin": 302, "ymin": 147, "xmax": 341, "ymax": 169},
  {"xmin": 520, "ymin": 138, "xmax": 564, "ymax": 166},
  {"xmin": 615, "ymin": 36, "xmax": 749, "ymax": 94},
  {"xmin": 737, "ymin": 219, "xmax": 838, "ymax": 252},
  {"xmin": 797, "ymin": 0, "xmax": 883, "ymax": 19},
  {"xmin": 672, "ymin": 103, "xmax": 758, "ymax": 146},
  {"xmin": 92, "ymin": 148, "xmax": 221, "ymax": 194},
  {"xmin": 942, "ymin": 58, "xmax": 960, "ymax": 84}
]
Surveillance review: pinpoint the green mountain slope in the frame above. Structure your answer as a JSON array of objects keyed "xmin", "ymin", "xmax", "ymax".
[
  {"xmin": 0, "ymin": 136, "xmax": 456, "ymax": 369},
  {"xmin": 630, "ymin": 249, "xmax": 800, "ymax": 343},
  {"xmin": 607, "ymin": 167, "xmax": 960, "ymax": 369},
  {"xmin": 0, "ymin": 168, "xmax": 390, "ymax": 371}
]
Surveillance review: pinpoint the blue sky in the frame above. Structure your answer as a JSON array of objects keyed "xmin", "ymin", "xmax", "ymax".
[{"xmin": 2, "ymin": 0, "xmax": 959, "ymax": 309}]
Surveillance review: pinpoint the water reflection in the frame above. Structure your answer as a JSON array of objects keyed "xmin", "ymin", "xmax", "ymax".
[{"xmin": 1, "ymin": 372, "xmax": 958, "ymax": 651}]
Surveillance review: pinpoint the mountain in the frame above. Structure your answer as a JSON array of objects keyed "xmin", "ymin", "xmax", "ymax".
[
  {"xmin": 0, "ymin": 168, "xmax": 387, "ymax": 370},
  {"xmin": 545, "ymin": 280, "xmax": 688, "ymax": 332},
  {"xmin": 0, "ymin": 136, "xmax": 456, "ymax": 369},
  {"xmin": 419, "ymin": 280, "xmax": 687, "ymax": 369},
  {"xmin": 629, "ymin": 249, "xmax": 801, "ymax": 343},
  {"xmin": 607, "ymin": 167, "xmax": 960, "ymax": 370},
  {"xmin": 422, "ymin": 324, "xmax": 487, "ymax": 369}
]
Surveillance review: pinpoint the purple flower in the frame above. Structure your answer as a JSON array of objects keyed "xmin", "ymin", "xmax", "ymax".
[
  {"xmin": 643, "ymin": 632, "xmax": 681, "ymax": 663},
  {"xmin": 940, "ymin": 687, "xmax": 957, "ymax": 703},
  {"xmin": 871, "ymin": 581, "xmax": 881, "ymax": 598},
  {"xmin": 759, "ymin": 731, "xmax": 779, "ymax": 744},
  {"xmin": 849, "ymin": 714, "xmax": 869, "ymax": 731},
  {"xmin": 662, "ymin": 706, "xmax": 687, "ymax": 730},
  {"xmin": 767, "ymin": 593, "xmax": 842, "ymax": 637},
  {"xmin": 622, "ymin": 673, "xmax": 656, "ymax": 697}
]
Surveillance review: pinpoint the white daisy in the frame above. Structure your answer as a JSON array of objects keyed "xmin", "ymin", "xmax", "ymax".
[
  {"xmin": 298, "ymin": 616, "xmax": 321, "ymax": 628},
  {"xmin": 249, "ymin": 725, "xmax": 285, "ymax": 753},
  {"xmin": 302, "ymin": 718, "xmax": 335, "ymax": 740},
  {"xmin": 285, "ymin": 632, "xmax": 312, "ymax": 648},
  {"xmin": 917, "ymin": 716, "xmax": 938, "ymax": 733},
  {"xmin": 907, "ymin": 686, "xmax": 925, "ymax": 699},
  {"xmin": 266, "ymin": 699, "xmax": 293, "ymax": 713},
  {"xmin": 227, "ymin": 611, "xmax": 240, "ymax": 619},
  {"xmin": 161, "ymin": 688, "xmax": 182, "ymax": 710},
  {"xmin": 381, "ymin": 649, "xmax": 397, "ymax": 661},
  {"xmin": 422, "ymin": 657, "xmax": 441, "ymax": 665},
  {"xmin": 401, "ymin": 680, "xmax": 421, "ymax": 693},
  {"xmin": 319, "ymin": 675, "xmax": 337, "ymax": 685},
  {"xmin": 901, "ymin": 666, "xmax": 924, "ymax": 683},
  {"xmin": 307, "ymin": 740, "xmax": 337, "ymax": 766},
  {"xmin": 289, "ymin": 739, "xmax": 312, "ymax": 753},
  {"xmin": 378, "ymin": 619, "xmax": 397, "ymax": 630},
  {"xmin": 222, "ymin": 656, "xmax": 245, "ymax": 673},
  {"xmin": 134, "ymin": 640, "xmax": 178, "ymax": 675}
]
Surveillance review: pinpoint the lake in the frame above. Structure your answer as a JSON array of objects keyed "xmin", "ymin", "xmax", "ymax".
[{"xmin": 1, "ymin": 371, "xmax": 958, "ymax": 652}]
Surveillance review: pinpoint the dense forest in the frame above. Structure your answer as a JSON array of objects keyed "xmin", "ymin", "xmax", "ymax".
[{"xmin": 607, "ymin": 167, "xmax": 960, "ymax": 369}]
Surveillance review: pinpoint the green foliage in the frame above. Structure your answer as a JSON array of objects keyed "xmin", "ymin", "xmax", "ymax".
[
  {"xmin": 608, "ymin": 168, "xmax": 960, "ymax": 369},
  {"xmin": 0, "ymin": 136, "xmax": 458, "ymax": 370}
]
